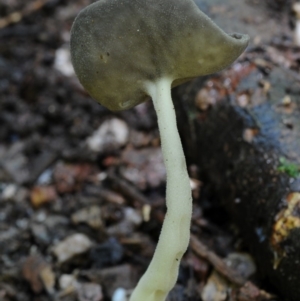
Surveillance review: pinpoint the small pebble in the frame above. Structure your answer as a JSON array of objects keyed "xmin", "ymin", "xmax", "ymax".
[
  {"xmin": 86, "ymin": 118, "xmax": 129, "ymax": 153},
  {"xmin": 22, "ymin": 254, "xmax": 55, "ymax": 294},
  {"xmin": 2, "ymin": 184, "xmax": 18, "ymax": 200},
  {"xmin": 53, "ymin": 233, "xmax": 93, "ymax": 264},
  {"xmin": 225, "ymin": 253, "xmax": 256, "ymax": 279},
  {"xmin": 112, "ymin": 288, "xmax": 127, "ymax": 301},
  {"xmin": 90, "ymin": 238, "xmax": 124, "ymax": 268},
  {"xmin": 54, "ymin": 45, "xmax": 75, "ymax": 76},
  {"xmin": 59, "ymin": 274, "xmax": 78, "ymax": 290},
  {"xmin": 71, "ymin": 206, "xmax": 103, "ymax": 230},
  {"xmin": 77, "ymin": 283, "xmax": 103, "ymax": 301},
  {"xmin": 30, "ymin": 186, "xmax": 57, "ymax": 208},
  {"xmin": 124, "ymin": 207, "xmax": 142, "ymax": 227},
  {"xmin": 37, "ymin": 168, "xmax": 53, "ymax": 185}
]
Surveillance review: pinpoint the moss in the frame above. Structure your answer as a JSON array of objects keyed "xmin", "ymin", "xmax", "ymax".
[{"xmin": 277, "ymin": 157, "xmax": 300, "ymax": 178}]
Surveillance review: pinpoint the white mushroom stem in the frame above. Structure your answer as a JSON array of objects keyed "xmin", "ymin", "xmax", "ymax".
[
  {"xmin": 293, "ymin": 3, "xmax": 300, "ymax": 46},
  {"xmin": 130, "ymin": 77, "xmax": 193, "ymax": 301}
]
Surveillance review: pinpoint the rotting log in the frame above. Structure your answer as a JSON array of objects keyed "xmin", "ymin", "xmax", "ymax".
[{"xmin": 173, "ymin": 52, "xmax": 300, "ymax": 301}]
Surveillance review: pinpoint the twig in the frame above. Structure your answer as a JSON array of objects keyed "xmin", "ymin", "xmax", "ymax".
[
  {"xmin": 190, "ymin": 234, "xmax": 246, "ymax": 286},
  {"xmin": 107, "ymin": 170, "xmax": 150, "ymax": 207},
  {"xmin": 0, "ymin": 0, "xmax": 50, "ymax": 29}
]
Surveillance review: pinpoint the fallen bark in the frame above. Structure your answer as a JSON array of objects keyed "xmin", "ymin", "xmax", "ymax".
[{"xmin": 173, "ymin": 48, "xmax": 300, "ymax": 301}]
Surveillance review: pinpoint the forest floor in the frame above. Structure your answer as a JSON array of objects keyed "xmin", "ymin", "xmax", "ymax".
[{"xmin": 0, "ymin": 0, "xmax": 298, "ymax": 300}]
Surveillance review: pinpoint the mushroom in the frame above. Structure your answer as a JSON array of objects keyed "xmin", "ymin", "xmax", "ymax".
[
  {"xmin": 293, "ymin": 3, "xmax": 300, "ymax": 46},
  {"xmin": 70, "ymin": 1, "xmax": 249, "ymax": 301}
]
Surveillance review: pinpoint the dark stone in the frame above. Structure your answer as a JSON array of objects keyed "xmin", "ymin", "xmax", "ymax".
[{"xmin": 90, "ymin": 238, "xmax": 124, "ymax": 268}]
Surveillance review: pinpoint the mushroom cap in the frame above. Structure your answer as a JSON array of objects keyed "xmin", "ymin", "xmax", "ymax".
[{"xmin": 70, "ymin": 0, "xmax": 249, "ymax": 111}]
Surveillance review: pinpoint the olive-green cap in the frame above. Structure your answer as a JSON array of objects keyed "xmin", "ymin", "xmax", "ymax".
[{"xmin": 70, "ymin": 0, "xmax": 249, "ymax": 111}]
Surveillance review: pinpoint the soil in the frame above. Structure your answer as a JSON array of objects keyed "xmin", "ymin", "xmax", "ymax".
[{"xmin": 0, "ymin": 1, "xmax": 298, "ymax": 301}]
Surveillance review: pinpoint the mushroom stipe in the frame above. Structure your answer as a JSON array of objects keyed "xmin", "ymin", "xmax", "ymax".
[{"xmin": 70, "ymin": 0, "xmax": 249, "ymax": 300}]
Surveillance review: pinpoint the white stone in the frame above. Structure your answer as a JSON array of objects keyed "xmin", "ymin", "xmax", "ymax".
[
  {"xmin": 59, "ymin": 274, "xmax": 78, "ymax": 290},
  {"xmin": 2, "ymin": 184, "xmax": 18, "ymax": 200},
  {"xmin": 112, "ymin": 288, "xmax": 127, "ymax": 301},
  {"xmin": 54, "ymin": 45, "xmax": 75, "ymax": 76},
  {"xmin": 86, "ymin": 118, "xmax": 129, "ymax": 153},
  {"xmin": 124, "ymin": 207, "xmax": 142, "ymax": 227},
  {"xmin": 53, "ymin": 233, "xmax": 93, "ymax": 264}
]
